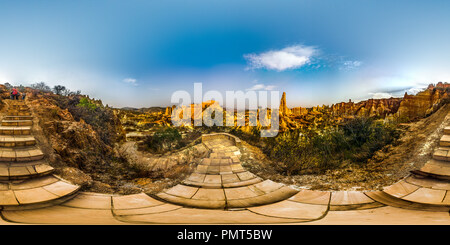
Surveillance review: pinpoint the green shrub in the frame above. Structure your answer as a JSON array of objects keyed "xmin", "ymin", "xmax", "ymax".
[
  {"xmin": 142, "ymin": 127, "xmax": 182, "ymax": 153},
  {"xmin": 262, "ymin": 117, "xmax": 400, "ymax": 175},
  {"xmin": 77, "ymin": 97, "xmax": 98, "ymax": 111}
]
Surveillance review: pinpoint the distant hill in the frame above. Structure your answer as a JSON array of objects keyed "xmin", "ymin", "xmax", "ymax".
[{"xmin": 118, "ymin": 106, "xmax": 165, "ymax": 114}]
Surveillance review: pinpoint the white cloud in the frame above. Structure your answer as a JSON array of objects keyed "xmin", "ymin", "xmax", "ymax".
[
  {"xmin": 368, "ymin": 92, "xmax": 393, "ymax": 99},
  {"xmin": 340, "ymin": 60, "xmax": 362, "ymax": 71},
  {"xmin": 406, "ymin": 86, "xmax": 424, "ymax": 95},
  {"xmin": 246, "ymin": 83, "xmax": 276, "ymax": 91},
  {"xmin": 123, "ymin": 78, "xmax": 138, "ymax": 86},
  {"xmin": 244, "ymin": 45, "xmax": 317, "ymax": 71}
]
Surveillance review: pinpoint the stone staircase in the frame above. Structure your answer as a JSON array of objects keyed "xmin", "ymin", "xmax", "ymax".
[
  {"xmin": 0, "ymin": 99, "xmax": 80, "ymax": 210},
  {"xmin": 366, "ymin": 125, "xmax": 450, "ymax": 211},
  {"xmin": 156, "ymin": 133, "xmax": 298, "ymax": 209}
]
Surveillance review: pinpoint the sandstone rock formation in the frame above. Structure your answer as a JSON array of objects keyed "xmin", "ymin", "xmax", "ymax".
[{"xmin": 396, "ymin": 87, "xmax": 449, "ymax": 120}]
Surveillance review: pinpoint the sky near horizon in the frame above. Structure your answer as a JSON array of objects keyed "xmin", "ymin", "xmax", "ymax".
[{"xmin": 1, "ymin": 0, "xmax": 450, "ymax": 108}]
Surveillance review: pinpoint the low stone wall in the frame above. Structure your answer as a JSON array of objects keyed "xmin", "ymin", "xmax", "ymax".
[{"xmin": 201, "ymin": 132, "xmax": 241, "ymax": 147}]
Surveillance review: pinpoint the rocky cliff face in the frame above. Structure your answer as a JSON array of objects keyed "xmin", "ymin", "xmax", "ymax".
[
  {"xmin": 279, "ymin": 82, "xmax": 450, "ymax": 130},
  {"xmin": 331, "ymin": 98, "xmax": 402, "ymax": 118},
  {"xmin": 396, "ymin": 87, "xmax": 449, "ymax": 120},
  {"xmin": 25, "ymin": 89, "xmax": 130, "ymax": 192}
]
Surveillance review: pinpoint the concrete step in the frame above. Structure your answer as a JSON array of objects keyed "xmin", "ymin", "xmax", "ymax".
[
  {"xmin": 444, "ymin": 126, "xmax": 450, "ymax": 135},
  {"xmin": 411, "ymin": 159, "xmax": 450, "ymax": 180},
  {"xmin": 0, "ymin": 126, "xmax": 31, "ymax": 135},
  {"xmin": 0, "ymin": 161, "xmax": 54, "ymax": 180},
  {"xmin": 432, "ymin": 147, "xmax": 450, "ymax": 161},
  {"xmin": 6, "ymin": 112, "xmax": 32, "ymax": 116},
  {"xmin": 0, "ymin": 175, "xmax": 80, "ymax": 210},
  {"xmin": 440, "ymin": 135, "xmax": 450, "ymax": 147},
  {"xmin": 0, "ymin": 135, "xmax": 36, "ymax": 147},
  {"xmin": 0, "ymin": 146, "xmax": 44, "ymax": 162},
  {"xmin": 3, "ymin": 116, "xmax": 33, "ymax": 121},
  {"xmin": 1, "ymin": 120, "xmax": 33, "ymax": 127}
]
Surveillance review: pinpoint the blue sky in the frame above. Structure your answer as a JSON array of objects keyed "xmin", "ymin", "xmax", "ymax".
[{"xmin": 1, "ymin": 0, "xmax": 450, "ymax": 108}]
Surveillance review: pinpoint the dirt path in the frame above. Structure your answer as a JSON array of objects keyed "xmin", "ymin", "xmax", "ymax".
[{"xmin": 240, "ymin": 104, "xmax": 450, "ymax": 191}]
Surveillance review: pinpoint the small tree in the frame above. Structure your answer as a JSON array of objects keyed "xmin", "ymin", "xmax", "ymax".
[
  {"xmin": 31, "ymin": 82, "xmax": 51, "ymax": 92},
  {"xmin": 53, "ymin": 85, "xmax": 66, "ymax": 95}
]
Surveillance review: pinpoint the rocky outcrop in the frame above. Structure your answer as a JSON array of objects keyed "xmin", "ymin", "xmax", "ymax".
[
  {"xmin": 279, "ymin": 92, "xmax": 291, "ymax": 116},
  {"xmin": 331, "ymin": 98, "xmax": 402, "ymax": 118},
  {"xmin": 396, "ymin": 88, "xmax": 449, "ymax": 121}
]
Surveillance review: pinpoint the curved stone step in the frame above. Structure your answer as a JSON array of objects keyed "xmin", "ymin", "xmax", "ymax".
[
  {"xmin": 381, "ymin": 177, "xmax": 450, "ymax": 206},
  {"xmin": 0, "ymin": 161, "xmax": 54, "ymax": 180},
  {"xmin": 157, "ymin": 180, "xmax": 298, "ymax": 209},
  {"xmin": 328, "ymin": 191, "xmax": 383, "ymax": 210},
  {"xmin": 0, "ymin": 175, "xmax": 80, "ymax": 210},
  {"xmin": 0, "ymin": 135, "xmax": 36, "ymax": 147},
  {"xmin": 412, "ymin": 159, "xmax": 450, "ymax": 180},
  {"xmin": 183, "ymin": 171, "xmax": 262, "ymax": 188},
  {"xmin": 0, "ymin": 126, "xmax": 31, "ymax": 135},
  {"xmin": 365, "ymin": 191, "xmax": 450, "ymax": 212},
  {"xmin": 1, "ymin": 120, "xmax": 33, "ymax": 127},
  {"xmin": 0, "ymin": 146, "xmax": 44, "ymax": 162}
]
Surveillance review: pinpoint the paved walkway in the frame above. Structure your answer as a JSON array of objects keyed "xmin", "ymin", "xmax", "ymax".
[{"xmin": 0, "ymin": 100, "xmax": 449, "ymax": 224}]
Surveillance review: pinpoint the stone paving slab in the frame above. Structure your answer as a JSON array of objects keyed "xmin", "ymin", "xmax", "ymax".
[
  {"xmin": 418, "ymin": 159, "xmax": 450, "ymax": 178},
  {"xmin": 404, "ymin": 175, "xmax": 450, "ymax": 190},
  {"xmin": 157, "ymin": 192, "xmax": 226, "ymax": 209},
  {"xmin": 113, "ymin": 203, "xmax": 181, "ymax": 216},
  {"xmin": 365, "ymin": 191, "xmax": 450, "ymax": 212},
  {"xmin": 112, "ymin": 193, "xmax": 164, "ymax": 209},
  {"xmin": 248, "ymin": 200, "xmax": 328, "ymax": 220},
  {"xmin": 0, "ymin": 190, "xmax": 19, "ymax": 205},
  {"xmin": 227, "ymin": 186, "xmax": 298, "ymax": 208},
  {"xmin": 224, "ymin": 186, "xmax": 259, "ymax": 200},
  {"xmin": 14, "ymin": 187, "xmax": 60, "ymax": 204},
  {"xmin": 61, "ymin": 192, "xmax": 112, "ymax": 209},
  {"xmin": 306, "ymin": 206, "xmax": 450, "ymax": 225},
  {"xmin": 221, "ymin": 178, "xmax": 262, "ymax": 188},
  {"xmin": 114, "ymin": 207, "xmax": 306, "ymax": 224},
  {"xmin": 383, "ymin": 180, "xmax": 420, "ymax": 198},
  {"xmin": 289, "ymin": 189, "xmax": 331, "ymax": 205},
  {"xmin": 1, "ymin": 205, "xmax": 126, "ymax": 224},
  {"xmin": 329, "ymin": 191, "xmax": 379, "ymax": 210},
  {"xmin": 165, "ymin": 184, "xmax": 198, "ymax": 198},
  {"xmin": 43, "ymin": 181, "xmax": 79, "ymax": 197},
  {"xmin": 10, "ymin": 175, "xmax": 59, "ymax": 190},
  {"xmin": 401, "ymin": 188, "xmax": 448, "ymax": 205}
]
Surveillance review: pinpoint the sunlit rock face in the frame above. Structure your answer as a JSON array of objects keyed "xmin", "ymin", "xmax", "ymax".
[
  {"xmin": 396, "ymin": 86, "xmax": 449, "ymax": 120},
  {"xmin": 331, "ymin": 98, "xmax": 402, "ymax": 118}
]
